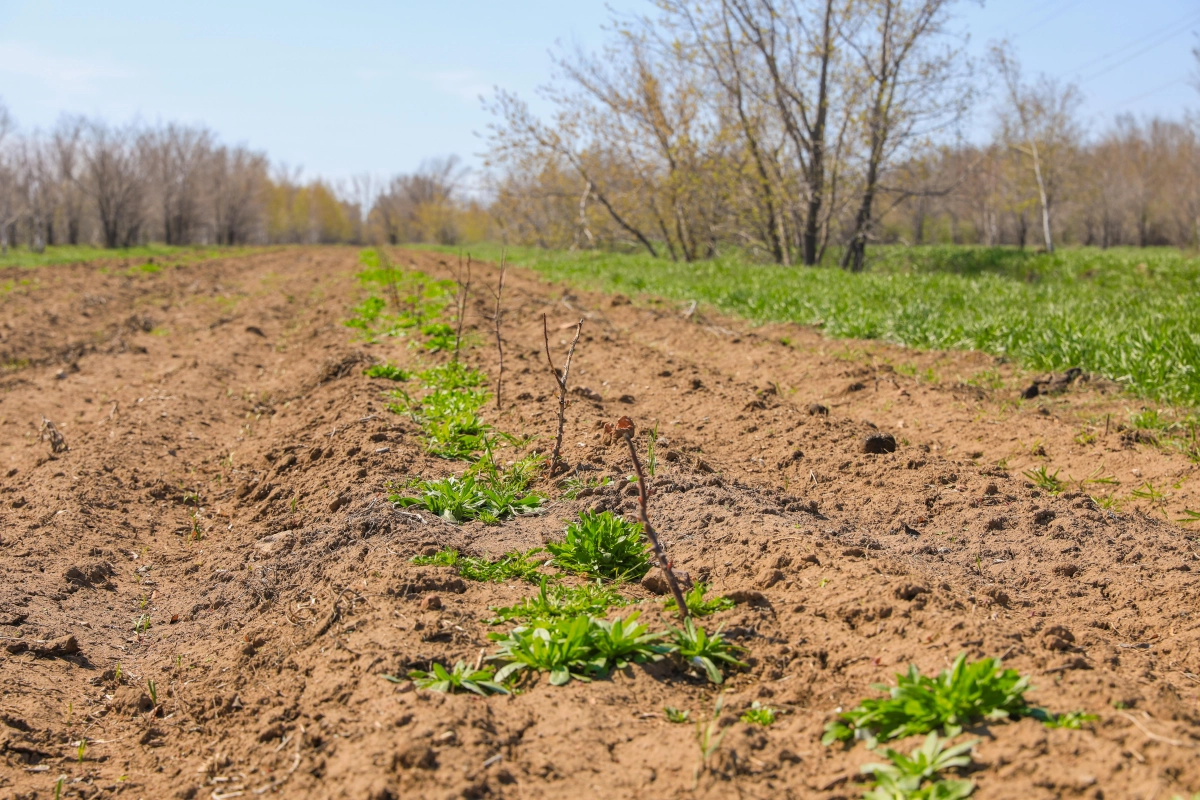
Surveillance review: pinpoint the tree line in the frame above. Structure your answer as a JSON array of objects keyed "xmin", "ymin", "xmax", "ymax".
[
  {"xmin": 2, "ymin": 1, "xmax": 1197, "ymax": 263},
  {"xmin": 483, "ymin": 0, "xmax": 1200, "ymax": 264}
]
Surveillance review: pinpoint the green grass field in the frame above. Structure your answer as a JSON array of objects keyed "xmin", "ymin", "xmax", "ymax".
[
  {"xmin": 0, "ymin": 244, "xmax": 255, "ymax": 270},
  {"xmin": 416, "ymin": 244, "xmax": 1200, "ymax": 409}
]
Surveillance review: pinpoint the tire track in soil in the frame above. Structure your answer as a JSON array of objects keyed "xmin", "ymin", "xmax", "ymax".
[{"xmin": 0, "ymin": 247, "xmax": 1196, "ymax": 799}]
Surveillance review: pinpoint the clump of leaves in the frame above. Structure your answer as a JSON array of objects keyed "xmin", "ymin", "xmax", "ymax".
[
  {"xmin": 665, "ymin": 706, "xmax": 691, "ymax": 723},
  {"xmin": 823, "ymin": 654, "xmax": 1031, "ymax": 746},
  {"xmin": 419, "ymin": 361, "xmax": 488, "ymax": 390},
  {"xmin": 490, "ymin": 615, "xmax": 597, "ymax": 686},
  {"xmin": 402, "ymin": 661, "xmax": 509, "ymax": 696},
  {"xmin": 489, "ymin": 577, "xmax": 629, "ymax": 623},
  {"xmin": 546, "ymin": 510, "xmax": 651, "ymax": 581},
  {"xmin": 741, "ymin": 701, "xmax": 777, "ymax": 726},
  {"xmin": 363, "ymin": 362, "xmax": 410, "ymax": 381},
  {"xmin": 1023, "ymin": 465, "xmax": 1065, "ymax": 495},
  {"xmin": 670, "ymin": 618, "xmax": 748, "ymax": 684},
  {"xmin": 391, "ymin": 473, "xmax": 542, "ymax": 524},
  {"xmin": 420, "ymin": 322, "xmax": 456, "ymax": 351},
  {"xmin": 489, "ymin": 612, "xmax": 670, "ymax": 686},
  {"xmin": 860, "ymin": 733, "xmax": 978, "ymax": 800},
  {"xmin": 411, "ymin": 547, "xmax": 545, "ymax": 582},
  {"xmin": 664, "ymin": 581, "xmax": 735, "ymax": 616}
]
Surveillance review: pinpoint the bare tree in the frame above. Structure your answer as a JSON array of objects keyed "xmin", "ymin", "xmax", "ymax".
[
  {"xmin": 839, "ymin": 0, "xmax": 971, "ymax": 271},
  {"xmin": 992, "ymin": 44, "xmax": 1082, "ymax": 254},
  {"xmin": 80, "ymin": 122, "xmax": 148, "ymax": 248}
]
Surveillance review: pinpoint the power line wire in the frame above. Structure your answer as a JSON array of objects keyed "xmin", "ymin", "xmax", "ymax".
[
  {"xmin": 1068, "ymin": 9, "xmax": 1200, "ymax": 75},
  {"xmin": 1080, "ymin": 18, "xmax": 1200, "ymax": 83}
]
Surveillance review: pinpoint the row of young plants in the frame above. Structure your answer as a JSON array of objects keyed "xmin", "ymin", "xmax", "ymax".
[
  {"xmin": 348, "ymin": 264, "xmax": 750, "ymax": 693},
  {"xmin": 402, "ymin": 509, "xmax": 746, "ymax": 690},
  {"xmin": 346, "ymin": 248, "xmax": 459, "ymax": 350},
  {"xmin": 824, "ymin": 653, "xmax": 1098, "ymax": 799}
]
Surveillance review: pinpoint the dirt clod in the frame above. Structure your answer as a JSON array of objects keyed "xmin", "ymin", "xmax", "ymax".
[{"xmin": 860, "ymin": 432, "xmax": 897, "ymax": 454}]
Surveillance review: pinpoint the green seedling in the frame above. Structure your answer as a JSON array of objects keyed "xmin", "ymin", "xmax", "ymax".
[
  {"xmin": 740, "ymin": 701, "xmax": 777, "ymax": 726},
  {"xmin": 665, "ymin": 706, "xmax": 691, "ymax": 723},
  {"xmin": 664, "ymin": 581, "xmax": 735, "ymax": 617},
  {"xmin": 670, "ymin": 618, "xmax": 748, "ymax": 684},
  {"xmin": 77, "ymin": 739, "xmax": 87, "ymax": 764},
  {"xmin": 546, "ymin": 510, "xmax": 651, "ymax": 581},
  {"xmin": 488, "ymin": 577, "xmax": 629, "ymax": 623},
  {"xmin": 1035, "ymin": 709, "xmax": 1097, "ymax": 729},
  {"xmin": 147, "ymin": 678, "xmax": 158, "ymax": 707},
  {"xmin": 1023, "ymin": 465, "xmax": 1064, "ymax": 495},
  {"xmin": 694, "ymin": 695, "xmax": 728, "ymax": 785},
  {"xmin": 54, "ymin": 776, "xmax": 65, "ymax": 800},
  {"xmin": 411, "ymin": 548, "xmax": 546, "ymax": 582},
  {"xmin": 860, "ymin": 733, "xmax": 978, "ymax": 800},
  {"xmin": 1178, "ymin": 509, "xmax": 1200, "ymax": 524},
  {"xmin": 561, "ymin": 474, "xmax": 610, "ymax": 500},
  {"xmin": 114, "ymin": 662, "xmax": 122, "ymax": 683},
  {"xmin": 647, "ymin": 422, "xmax": 660, "ymax": 477},
  {"xmin": 363, "ymin": 363, "xmax": 410, "ymax": 381},
  {"xmin": 403, "ymin": 661, "xmax": 510, "ymax": 696},
  {"xmin": 823, "ymin": 653, "xmax": 1031, "ymax": 746}
]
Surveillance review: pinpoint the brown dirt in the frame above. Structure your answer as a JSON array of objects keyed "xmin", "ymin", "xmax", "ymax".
[{"xmin": 0, "ymin": 247, "xmax": 1198, "ymax": 800}]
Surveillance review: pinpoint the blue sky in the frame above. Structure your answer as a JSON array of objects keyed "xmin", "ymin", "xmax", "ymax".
[{"xmin": 0, "ymin": 0, "xmax": 1196, "ymax": 183}]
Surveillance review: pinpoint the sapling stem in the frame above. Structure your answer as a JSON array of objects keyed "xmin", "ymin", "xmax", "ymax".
[
  {"xmin": 543, "ymin": 314, "xmax": 583, "ymax": 477},
  {"xmin": 620, "ymin": 425, "xmax": 689, "ymax": 620},
  {"xmin": 492, "ymin": 252, "xmax": 507, "ymax": 411},
  {"xmin": 453, "ymin": 254, "xmax": 473, "ymax": 362}
]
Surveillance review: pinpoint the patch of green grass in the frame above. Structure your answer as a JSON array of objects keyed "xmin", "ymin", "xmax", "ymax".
[
  {"xmin": 823, "ymin": 654, "xmax": 1031, "ymax": 747},
  {"xmin": 1023, "ymin": 465, "xmax": 1065, "ymax": 495},
  {"xmin": 0, "ymin": 244, "xmax": 248, "ymax": 270},
  {"xmin": 740, "ymin": 701, "xmax": 777, "ymax": 726},
  {"xmin": 363, "ymin": 362, "xmax": 411, "ymax": 381},
  {"xmin": 488, "ymin": 612, "xmax": 671, "ymax": 686},
  {"xmin": 664, "ymin": 581, "xmax": 736, "ymax": 616},
  {"xmin": 860, "ymin": 733, "xmax": 978, "ymax": 800},
  {"xmin": 417, "ymin": 243, "xmax": 1200, "ymax": 408},
  {"xmin": 488, "ymin": 576, "xmax": 630, "ymax": 623},
  {"xmin": 670, "ymin": 618, "xmax": 748, "ymax": 684},
  {"xmin": 410, "ymin": 547, "xmax": 546, "ymax": 581},
  {"xmin": 398, "ymin": 661, "xmax": 510, "ymax": 696},
  {"xmin": 546, "ymin": 510, "xmax": 651, "ymax": 581}
]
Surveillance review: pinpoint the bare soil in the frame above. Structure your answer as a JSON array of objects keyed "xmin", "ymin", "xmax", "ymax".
[{"xmin": 1, "ymin": 248, "xmax": 1198, "ymax": 800}]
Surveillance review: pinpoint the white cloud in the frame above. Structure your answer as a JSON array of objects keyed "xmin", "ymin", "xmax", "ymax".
[
  {"xmin": 428, "ymin": 69, "xmax": 491, "ymax": 103},
  {"xmin": 0, "ymin": 42, "xmax": 133, "ymax": 93}
]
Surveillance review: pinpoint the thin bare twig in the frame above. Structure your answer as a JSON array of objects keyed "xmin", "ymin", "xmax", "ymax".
[
  {"xmin": 543, "ymin": 314, "xmax": 583, "ymax": 477},
  {"xmin": 493, "ymin": 251, "xmax": 507, "ymax": 411},
  {"xmin": 619, "ymin": 422, "xmax": 689, "ymax": 620}
]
